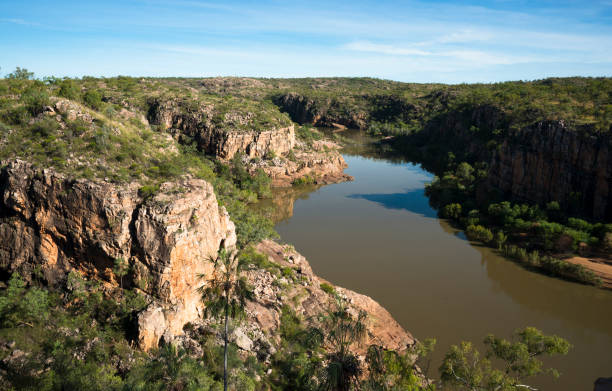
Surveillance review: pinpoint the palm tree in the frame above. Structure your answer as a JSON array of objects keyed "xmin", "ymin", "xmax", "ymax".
[
  {"xmin": 320, "ymin": 299, "xmax": 367, "ymax": 391},
  {"xmin": 199, "ymin": 248, "xmax": 253, "ymax": 391}
]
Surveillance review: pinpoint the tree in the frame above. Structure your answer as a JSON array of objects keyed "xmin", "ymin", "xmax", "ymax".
[
  {"xmin": 6, "ymin": 67, "xmax": 34, "ymax": 80},
  {"xmin": 319, "ymin": 299, "xmax": 367, "ymax": 391},
  {"xmin": 199, "ymin": 248, "xmax": 253, "ymax": 391},
  {"xmin": 439, "ymin": 327, "xmax": 571, "ymax": 391},
  {"xmin": 113, "ymin": 257, "xmax": 129, "ymax": 290},
  {"xmin": 364, "ymin": 340, "xmax": 436, "ymax": 391}
]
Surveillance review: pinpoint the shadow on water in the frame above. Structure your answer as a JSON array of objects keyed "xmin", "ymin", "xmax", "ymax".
[{"xmin": 347, "ymin": 189, "xmax": 438, "ymax": 219}]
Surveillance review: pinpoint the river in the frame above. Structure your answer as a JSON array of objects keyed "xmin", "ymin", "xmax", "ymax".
[{"xmin": 256, "ymin": 131, "xmax": 612, "ymax": 390}]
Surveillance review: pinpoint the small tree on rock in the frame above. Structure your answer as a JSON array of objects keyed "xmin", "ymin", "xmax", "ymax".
[
  {"xmin": 199, "ymin": 248, "xmax": 253, "ymax": 391},
  {"xmin": 113, "ymin": 257, "xmax": 129, "ymax": 290}
]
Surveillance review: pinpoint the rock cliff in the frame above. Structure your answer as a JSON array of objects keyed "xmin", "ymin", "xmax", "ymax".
[
  {"xmin": 148, "ymin": 99, "xmax": 295, "ymax": 160},
  {"xmin": 0, "ymin": 160, "xmax": 236, "ymax": 350},
  {"xmin": 246, "ymin": 140, "xmax": 353, "ymax": 187},
  {"xmin": 488, "ymin": 120, "xmax": 612, "ymax": 220},
  {"xmin": 0, "ymin": 160, "xmax": 410, "ymax": 357},
  {"xmin": 275, "ymin": 93, "xmax": 368, "ymax": 129},
  {"xmin": 177, "ymin": 240, "xmax": 415, "ymax": 361}
]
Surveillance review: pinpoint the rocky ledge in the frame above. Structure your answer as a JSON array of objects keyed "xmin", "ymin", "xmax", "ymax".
[
  {"xmin": 148, "ymin": 98, "xmax": 295, "ymax": 160},
  {"xmin": 246, "ymin": 139, "xmax": 353, "ymax": 187}
]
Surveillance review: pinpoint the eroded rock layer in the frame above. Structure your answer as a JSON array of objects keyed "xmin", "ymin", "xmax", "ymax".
[
  {"xmin": 148, "ymin": 99, "xmax": 295, "ymax": 160},
  {"xmin": 0, "ymin": 160, "xmax": 236, "ymax": 350}
]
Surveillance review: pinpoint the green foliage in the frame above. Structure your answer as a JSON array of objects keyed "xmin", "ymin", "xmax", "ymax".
[
  {"xmin": 292, "ymin": 175, "xmax": 316, "ymax": 186},
  {"xmin": 320, "ymin": 283, "xmax": 336, "ymax": 295},
  {"xmin": 296, "ymin": 126, "xmax": 323, "ymax": 145},
  {"xmin": 364, "ymin": 344, "xmax": 433, "ymax": 391},
  {"xmin": 442, "ymin": 203, "xmax": 462, "ymax": 219},
  {"xmin": 0, "ymin": 272, "xmax": 151, "ymax": 390},
  {"xmin": 270, "ymin": 306, "xmax": 324, "ymax": 391},
  {"xmin": 440, "ymin": 327, "xmax": 570, "ymax": 391},
  {"xmin": 199, "ymin": 248, "xmax": 254, "ymax": 391},
  {"xmin": 21, "ymin": 84, "xmax": 50, "ymax": 116},
  {"xmin": 0, "ymin": 273, "xmax": 49, "ymax": 327},
  {"xmin": 6, "ymin": 67, "xmax": 34, "ymax": 80},
  {"xmin": 138, "ymin": 184, "xmax": 160, "ymax": 200},
  {"xmin": 124, "ymin": 345, "xmax": 220, "ymax": 391},
  {"xmin": 466, "ymin": 224, "xmax": 493, "ymax": 243},
  {"xmin": 113, "ymin": 257, "xmax": 130, "ymax": 289},
  {"xmin": 57, "ymin": 79, "xmax": 80, "ymax": 100},
  {"xmin": 318, "ymin": 300, "xmax": 367, "ymax": 391},
  {"xmin": 83, "ymin": 89, "xmax": 103, "ymax": 110},
  {"xmin": 502, "ymin": 245, "xmax": 601, "ymax": 286}
]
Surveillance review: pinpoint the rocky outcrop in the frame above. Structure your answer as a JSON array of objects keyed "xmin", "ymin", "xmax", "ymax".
[
  {"xmin": 178, "ymin": 240, "xmax": 414, "ymax": 362},
  {"xmin": 488, "ymin": 121, "xmax": 612, "ymax": 220},
  {"xmin": 275, "ymin": 93, "xmax": 368, "ymax": 129},
  {"xmin": 148, "ymin": 99, "xmax": 295, "ymax": 160},
  {"xmin": 246, "ymin": 140, "xmax": 353, "ymax": 187},
  {"xmin": 250, "ymin": 241, "xmax": 414, "ymax": 354},
  {"xmin": 0, "ymin": 160, "xmax": 235, "ymax": 350}
]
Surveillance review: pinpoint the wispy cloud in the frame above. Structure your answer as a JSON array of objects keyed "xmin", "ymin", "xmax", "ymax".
[
  {"xmin": 344, "ymin": 41, "xmax": 432, "ymax": 56},
  {"xmin": 0, "ymin": 18, "xmax": 41, "ymax": 27}
]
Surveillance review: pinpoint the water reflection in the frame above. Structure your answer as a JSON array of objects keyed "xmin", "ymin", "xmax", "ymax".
[
  {"xmin": 253, "ymin": 130, "xmax": 612, "ymax": 391},
  {"xmin": 347, "ymin": 190, "xmax": 438, "ymax": 218}
]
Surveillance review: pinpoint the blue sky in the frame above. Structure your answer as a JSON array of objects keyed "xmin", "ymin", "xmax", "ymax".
[{"xmin": 1, "ymin": 0, "xmax": 611, "ymax": 83}]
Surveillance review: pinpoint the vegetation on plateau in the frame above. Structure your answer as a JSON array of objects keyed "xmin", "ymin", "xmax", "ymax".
[{"xmin": 0, "ymin": 68, "xmax": 594, "ymax": 389}]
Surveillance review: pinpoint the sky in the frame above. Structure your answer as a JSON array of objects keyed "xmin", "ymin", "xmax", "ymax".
[{"xmin": 0, "ymin": 0, "xmax": 611, "ymax": 83}]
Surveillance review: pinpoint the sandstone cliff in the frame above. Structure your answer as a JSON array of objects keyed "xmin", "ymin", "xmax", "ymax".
[
  {"xmin": 408, "ymin": 105, "xmax": 612, "ymax": 220},
  {"xmin": 246, "ymin": 139, "xmax": 353, "ymax": 187},
  {"xmin": 488, "ymin": 120, "xmax": 612, "ymax": 220},
  {"xmin": 176, "ymin": 240, "xmax": 415, "ymax": 361},
  {"xmin": 148, "ymin": 99, "xmax": 295, "ymax": 160},
  {"xmin": 0, "ymin": 160, "xmax": 409, "ymax": 358},
  {"xmin": 275, "ymin": 93, "xmax": 368, "ymax": 130},
  {"xmin": 0, "ymin": 160, "xmax": 236, "ymax": 350}
]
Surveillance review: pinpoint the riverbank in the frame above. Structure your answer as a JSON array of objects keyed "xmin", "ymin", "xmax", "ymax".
[{"xmin": 259, "ymin": 136, "xmax": 612, "ymax": 391}]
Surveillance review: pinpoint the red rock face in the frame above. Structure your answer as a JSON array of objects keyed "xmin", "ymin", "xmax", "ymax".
[
  {"xmin": 147, "ymin": 99, "xmax": 296, "ymax": 160},
  {"xmin": 488, "ymin": 121, "xmax": 612, "ymax": 220},
  {"xmin": 0, "ymin": 160, "xmax": 236, "ymax": 350}
]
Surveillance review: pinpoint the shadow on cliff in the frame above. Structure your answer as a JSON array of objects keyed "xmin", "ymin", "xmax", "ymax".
[{"xmin": 347, "ymin": 189, "xmax": 437, "ymax": 218}]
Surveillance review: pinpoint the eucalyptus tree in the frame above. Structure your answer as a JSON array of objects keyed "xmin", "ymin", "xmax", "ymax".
[
  {"xmin": 199, "ymin": 248, "xmax": 253, "ymax": 391},
  {"xmin": 439, "ymin": 327, "xmax": 571, "ymax": 391}
]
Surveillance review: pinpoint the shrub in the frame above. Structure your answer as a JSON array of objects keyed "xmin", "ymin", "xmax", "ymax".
[
  {"xmin": 567, "ymin": 217, "xmax": 593, "ymax": 232},
  {"xmin": 493, "ymin": 231, "xmax": 507, "ymax": 250},
  {"xmin": 83, "ymin": 89, "xmax": 103, "ymax": 110},
  {"xmin": 138, "ymin": 184, "xmax": 160, "ymax": 200},
  {"xmin": 58, "ymin": 79, "xmax": 80, "ymax": 100},
  {"xmin": 442, "ymin": 203, "xmax": 462, "ymax": 219},
  {"xmin": 21, "ymin": 86, "xmax": 50, "ymax": 116},
  {"xmin": 320, "ymin": 283, "xmax": 336, "ymax": 295},
  {"xmin": 292, "ymin": 175, "xmax": 316, "ymax": 186},
  {"xmin": 466, "ymin": 224, "xmax": 493, "ymax": 243}
]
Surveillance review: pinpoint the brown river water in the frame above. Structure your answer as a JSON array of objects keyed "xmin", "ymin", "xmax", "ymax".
[{"xmin": 255, "ymin": 131, "xmax": 612, "ymax": 390}]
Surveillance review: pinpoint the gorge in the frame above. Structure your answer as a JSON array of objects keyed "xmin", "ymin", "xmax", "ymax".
[{"xmin": 0, "ymin": 74, "xmax": 610, "ymax": 390}]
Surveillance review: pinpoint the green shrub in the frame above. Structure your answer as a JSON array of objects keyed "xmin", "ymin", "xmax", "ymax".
[
  {"xmin": 57, "ymin": 79, "xmax": 80, "ymax": 100},
  {"xmin": 466, "ymin": 224, "xmax": 493, "ymax": 243},
  {"xmin": 320, "ymin": 282, "xmax": 336, "ymax": 295},
  {"xmin": 493, "ymin": 231, "xmax": 507, "ymax": 250},
  {"xmin": 21, "ymin": 86, "xmax": 50, "ymax": 116},
  {"xmin": 442, "ymin": 203, "xmax": 462, "ymax": 219},
  {"xmin": 138, "ymin": 184, "xmax": 160, "ymax": 199},
  {"xmin": 292, "ymin": 175, "xmax": 316, "ymax": 186},
  {"xmin": 83, "ymin": 89, "xmax": 103, "ymax": 110}
]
